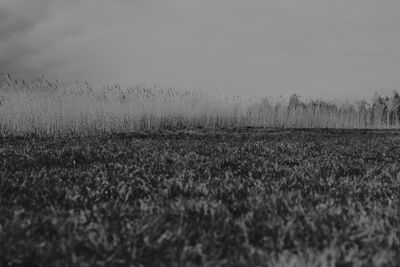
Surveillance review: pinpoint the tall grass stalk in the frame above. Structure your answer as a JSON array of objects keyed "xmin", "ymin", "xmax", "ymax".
[{"xmin": 0, "ymin": 75, "xmax": 398, "ymax": 136}]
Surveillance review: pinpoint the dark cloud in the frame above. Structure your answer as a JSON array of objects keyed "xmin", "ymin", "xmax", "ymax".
[
  {"xmin": 0, "ymin": 0, "xmax": 54, "ymax": 38},
  {"xmin": 0, "ymin": 13, "xmax": 32, "ymax": 40},
  {"xmin": 0, "ymin": 0, "xmax": 56, "ymax": 76},
  {"xmin": 0, "ymin": 0, "xmax": 137, "ymax": 78},
  {"xmin": 1, "ymin": 0, "xmax": 400, "ymax": 99}
]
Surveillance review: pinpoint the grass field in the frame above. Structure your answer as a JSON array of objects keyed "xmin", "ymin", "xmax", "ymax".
[
  {"xmin": 1, "ymin": 128, "xmax": 400, "ymax": 267},
  {"xmin": 1, "ymin": 75, "xmax": 400, "ymax": 266}
]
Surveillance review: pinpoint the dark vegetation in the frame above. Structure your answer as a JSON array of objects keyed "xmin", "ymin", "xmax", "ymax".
[
  {"xmin": 287, "ymin": 92, "xmax": 400, "ymax": 127},
  {"xmin": 1, "ymin": 129, "xmax": 400, "ymax": 266}
]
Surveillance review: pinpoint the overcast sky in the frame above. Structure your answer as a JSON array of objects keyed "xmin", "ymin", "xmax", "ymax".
[{"xmin": 1, "ymin": 0, "xmax": 400, "ymax": 99}]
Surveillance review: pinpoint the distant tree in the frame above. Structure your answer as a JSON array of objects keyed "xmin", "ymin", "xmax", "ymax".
[
  {"xmin": 311, "ymin": 100, "xmax": 337, "ymax": 113},
  {"xmin": 288, "ymin": 94, "xmax": 306, "ymax": 111},
  {"xmin": 390, "ymin": 91, "xmax": 400, "ymax": 126},
  {"xmin": 382, "ymin": 96, "xmax": 399, "ymax": 126},
  {"xmin": 371, "ymin": 94, "xmax": 387, "ymax": 126},
  {"xmin": 356, "ymin": 100, "xmax": 369, "ymax": 126}
]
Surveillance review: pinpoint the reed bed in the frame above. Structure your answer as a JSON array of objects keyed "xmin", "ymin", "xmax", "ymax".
[{"xmin": 0, "ymin": 75, "xmax": 398, "ymax": 135}]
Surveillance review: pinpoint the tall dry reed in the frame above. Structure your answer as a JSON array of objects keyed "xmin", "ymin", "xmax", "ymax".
[{"xmin": 0, "ymin": 75, "xmax": 398, "ymax": 136}]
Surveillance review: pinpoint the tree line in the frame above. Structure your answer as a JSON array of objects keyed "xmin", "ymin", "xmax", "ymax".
[{"xmin": 288, "ymin": 92, "xmax": 400, "ymax": 127}]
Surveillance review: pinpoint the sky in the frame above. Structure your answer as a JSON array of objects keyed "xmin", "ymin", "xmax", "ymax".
[{"xmin": 1, "ymin": 0, "xmax": 400, "ymax": 100}]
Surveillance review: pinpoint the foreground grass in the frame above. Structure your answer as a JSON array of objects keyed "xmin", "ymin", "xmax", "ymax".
[{"xmin": 1, "ymin": 129, "xmax": 400, "ymax": 266}]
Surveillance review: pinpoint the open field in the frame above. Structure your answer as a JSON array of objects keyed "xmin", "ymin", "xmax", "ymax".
[{"xmin": 1, "ymin": 128, "xmax": 400, "ymax": 266}]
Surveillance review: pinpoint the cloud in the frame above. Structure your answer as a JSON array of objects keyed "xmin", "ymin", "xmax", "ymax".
[
  {"xmin": 0, "ymin": 0, "xmax": 127, "ymax": 75},
  {"xmin": 0, "ymin": 0, "xmax": 51, "ymax": 38},
  {"xmin": 1, "ymin": 0, "xmax": 400, "ymax": 99},
  {"xmin": 0, "ymin": 0, "xmax": 59, "ymax": 74}
]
